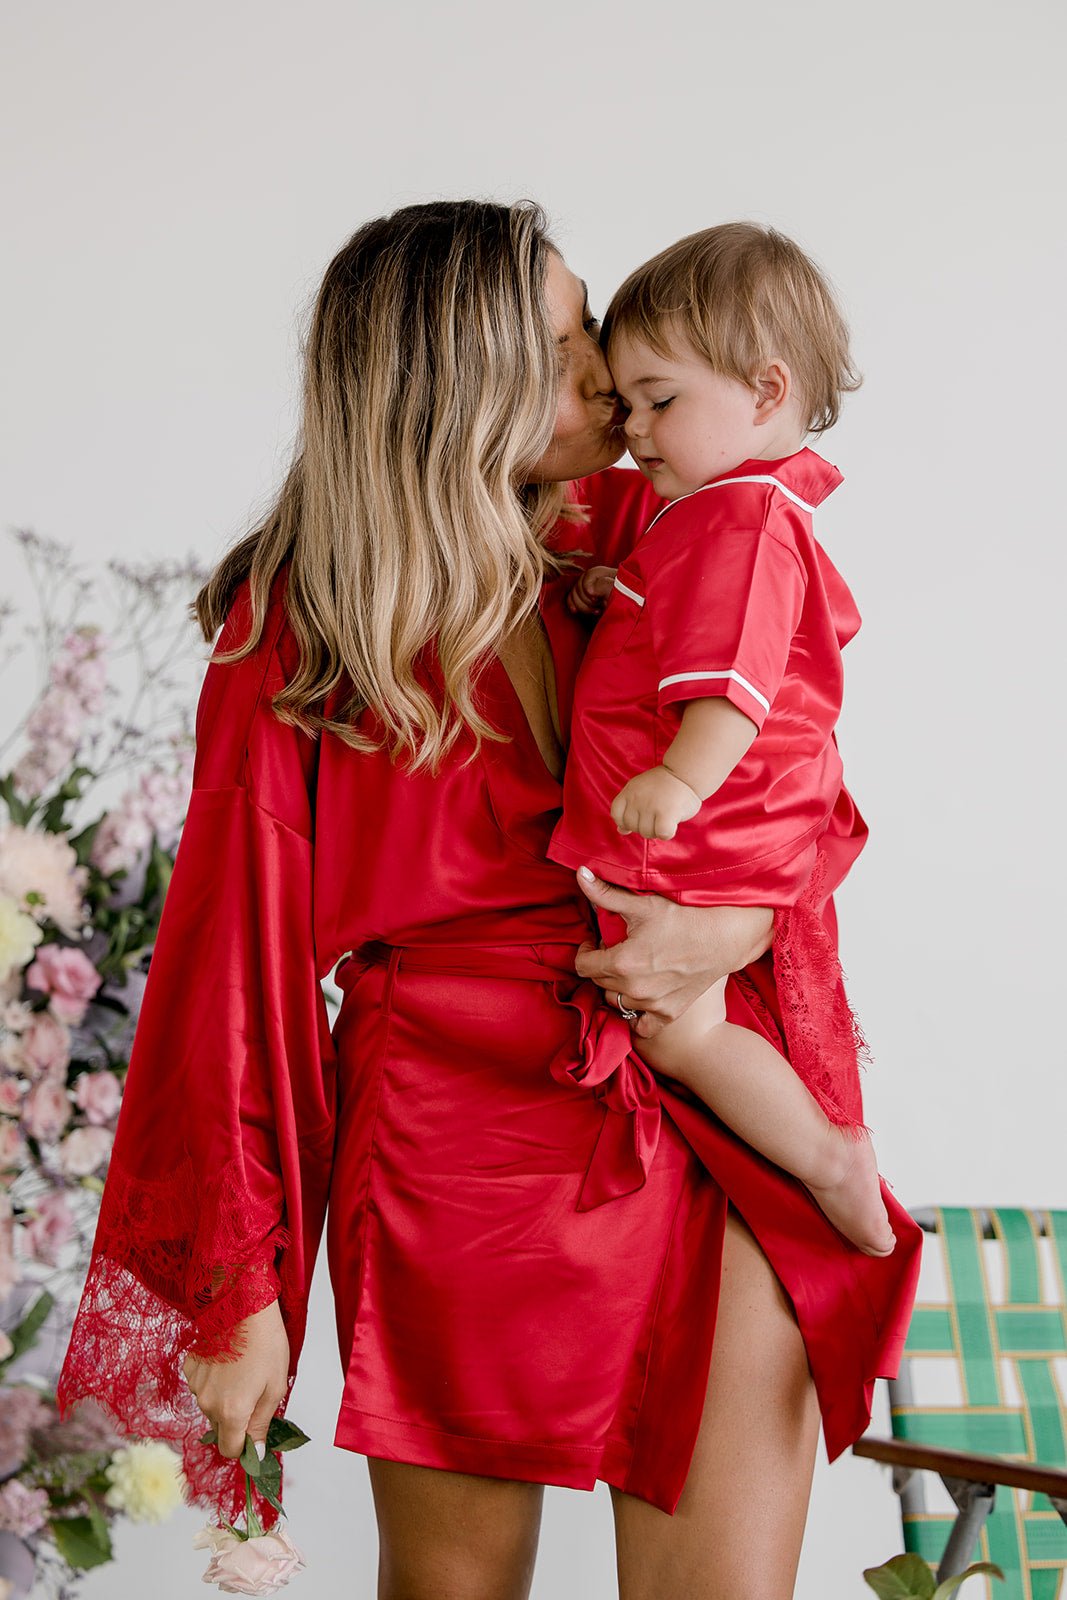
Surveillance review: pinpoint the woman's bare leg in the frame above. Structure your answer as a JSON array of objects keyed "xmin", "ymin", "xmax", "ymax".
[
  {"xmin": 612, "ymin": 1207, "xmax": 821, "ymax": 1600},
  {"xmin": 368, "ymin": 1459, "xmax": 544, "ymax": 1600},
  {"xmin": 639, "ymin": 983, "xmax": 895, "ymax": 1256}
]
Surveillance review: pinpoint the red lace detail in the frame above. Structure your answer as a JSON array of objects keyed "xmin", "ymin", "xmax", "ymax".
[
  {"xmin": 772, "ymin": 850, "xmax": 870, "ymax": 1133},
  {"xmin": 56, "ymin": 1150, "xmax": 297, "ymax": 1530}
]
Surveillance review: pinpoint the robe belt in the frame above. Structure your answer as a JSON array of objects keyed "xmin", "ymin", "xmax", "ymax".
[{"xmin": 338, "ymin": 940, "xmax": 662, "ymax": 1211}]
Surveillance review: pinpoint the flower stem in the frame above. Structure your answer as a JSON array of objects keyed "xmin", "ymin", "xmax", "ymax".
[{"xmin": 244, "ymin": 1470, "xmax": 262, "ymax": 1540}]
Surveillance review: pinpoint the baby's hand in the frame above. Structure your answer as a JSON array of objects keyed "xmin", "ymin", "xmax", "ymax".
[
  {"xmin": 611, "ymin": 767, "xmax": 703, "ymax": 840},
  {"xmin": 566, "ymin": 565, "xmax": 617, "ymax": 617}
]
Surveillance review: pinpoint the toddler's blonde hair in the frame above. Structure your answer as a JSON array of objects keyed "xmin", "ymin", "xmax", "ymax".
[{"xmin": 602, "ymin": 221, "xmax": 861, "ymax": 434}]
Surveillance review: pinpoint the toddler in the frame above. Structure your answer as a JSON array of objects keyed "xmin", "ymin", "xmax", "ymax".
[{"xmin": 549, "ymin": 222, "xmax": 895, "ymax": 1257}]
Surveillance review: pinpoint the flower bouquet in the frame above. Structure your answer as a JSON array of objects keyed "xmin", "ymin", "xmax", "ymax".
[{"xmin": 0, "ymin": 529, "xmax": 212, "ymax": 1596}]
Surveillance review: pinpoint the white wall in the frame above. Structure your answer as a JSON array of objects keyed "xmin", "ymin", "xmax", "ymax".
[{"xmin": 3, "ymin": 0, "xmax": 1064, "ymax": 1594}]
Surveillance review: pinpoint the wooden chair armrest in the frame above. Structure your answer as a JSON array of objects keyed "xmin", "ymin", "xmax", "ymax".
[{"xmin": 853, "ymin": 1435, "xmax": 1067, "ymax": 1500}]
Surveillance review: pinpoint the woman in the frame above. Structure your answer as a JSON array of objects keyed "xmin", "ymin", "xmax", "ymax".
[{"xmin": 57, "ymin": 200, "xmax": 920, "ymax": 1599}]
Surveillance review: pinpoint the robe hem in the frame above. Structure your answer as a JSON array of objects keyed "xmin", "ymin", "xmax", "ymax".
[{"xmin": 332, "ymin": 1407, "xmax": 673, "ymax": 1511}]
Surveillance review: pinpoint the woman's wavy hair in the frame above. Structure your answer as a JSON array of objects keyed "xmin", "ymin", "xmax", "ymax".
[{"xmin": 193, "ymin": 199, "xmax": 569, "ymax": 769}]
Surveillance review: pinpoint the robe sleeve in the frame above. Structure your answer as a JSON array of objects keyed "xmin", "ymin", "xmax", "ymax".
[
  {"xmin": 56, "ymin": 568, "xmax": 337, "ymax": 1530},
  {"xmin": 574, "ymin": 467, "xmax": 667, "ymax": 567}
]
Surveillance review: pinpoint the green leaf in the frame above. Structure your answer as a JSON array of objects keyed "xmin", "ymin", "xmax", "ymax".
[
  {"xmin": 864, "ymin": 1553, "xmax": 937, "ymax": 1598},
  {"xmin": 240, "ymin": 1436, "xmax": 264, "ymax": 1478},
  {"xmin": 259, "ymin": 1483, "xmax": 285, "ymax": 1517},
  {"xmin": 69, "ymin": 817, "xmax": 103, "ymax": 866},
  {"xmin": 265, "ymin": 1418, "xmax": 311, "ymax": 1453},
  {"xmin": 199, "ymin": 1428, "xmax": 218, "ymax": 1446},
  {"xmin": 256, "ymin": 1454, "xmax": 282, "ymax": 1500},
  {"xmin": 85, "ymin": 1493, "xmax": 111, "ymax": 1548},
  {"xmin": 49, "ymin": 1513, "xmax": 114, "ymax": 1570},
  {"xmin": 0, "ymin": 771, "xmax": 36, "ymax": 826},
  {"xmin": 141, "ymin": 838, "xmax": 174, "ymax": 908},
  {"xmin": 6, "ymin": 1288, "xmax": 55, "ymax": 1363},
  {"xmin": 933, "ymin": 1563, "xmax": 1005, "ymax": 1598}
]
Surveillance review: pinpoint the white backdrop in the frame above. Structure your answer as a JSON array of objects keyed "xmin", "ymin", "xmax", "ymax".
[{"xmin": 3, "ymin": 0, "xmax": 1065, "ymax": 1594}]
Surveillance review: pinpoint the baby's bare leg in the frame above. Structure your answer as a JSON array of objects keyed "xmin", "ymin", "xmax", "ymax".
[{"xmin": 640, "ymin": 986, "xmax": 896, "ymax": 1258}]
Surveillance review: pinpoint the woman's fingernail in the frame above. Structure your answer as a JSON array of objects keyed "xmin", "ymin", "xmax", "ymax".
[
  {"xmin": 254, "ymin": 1440, "xmax": 266, "ymax": 1461},
  {"xmin": 578, "ymin": 866, "xmax": 595, "ymax": 882}
]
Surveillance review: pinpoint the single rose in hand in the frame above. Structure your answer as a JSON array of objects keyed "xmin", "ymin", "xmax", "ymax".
[{"xmin": 193, "ymin": 1523, "xmax": 305, "ymax": 1595}]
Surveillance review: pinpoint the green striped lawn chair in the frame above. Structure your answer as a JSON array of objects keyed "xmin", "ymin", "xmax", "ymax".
[{"xmin": 854, "ymin": 1209, "xmax": 1067, "ymax": 1599}]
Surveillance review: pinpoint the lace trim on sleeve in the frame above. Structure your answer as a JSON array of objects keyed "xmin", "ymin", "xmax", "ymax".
[{"xmin": 56, "ymin": 1149, "xmax": 295, "ymax": 1529}]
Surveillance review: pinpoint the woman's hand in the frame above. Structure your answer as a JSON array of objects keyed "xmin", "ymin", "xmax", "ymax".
[
  {"xmin": 574, "ymin": 869, "xmax": 773, "ymax": 1039},
  {"xmin": 182, "ymin": 1299, "xmax": 291, "ymax": 1460}
]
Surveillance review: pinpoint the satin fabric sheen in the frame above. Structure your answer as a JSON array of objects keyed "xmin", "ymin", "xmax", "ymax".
[
  {"xmin": 550, "ymin": 450, "xmax": 863, "ymax": 904},
  {"xmin": 57, "ymin": 468, "xmax": 921, "ymax": 1526}
]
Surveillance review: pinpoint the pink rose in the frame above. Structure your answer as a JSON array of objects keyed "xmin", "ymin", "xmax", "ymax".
[
  {"xmin": 21, "ymin": 1077, "xmax": 72, "ymax": 1142},
  {"xmin": 25, "ymin": 944, "xmax": 101, "ymax": 1025},
  {"xmin": 0, "ymin": 1077, "xmax": 21, "ymax": 1116},
  {"xmin": 193, "ymin": 1524, "xmax": 306, "ymax": 1595},
  {"xmin": 73, "ymin": 1069, "xmax": 122, "ymax": 1126},
  {"xmin": 58, "ymin": 1124, "xmax": 112, "ymax": 1176},
  {"xmin": 12, "ymin": 1013, "xmax": 70, "ymax": 1080},
  {"xmin": 23, "ymin": 1190, "xmax": 75, "ymax": 1267}
]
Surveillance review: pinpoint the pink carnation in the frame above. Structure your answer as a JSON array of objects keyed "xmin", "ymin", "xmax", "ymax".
[
  {"xmin": 58, "ymin": 1123, "xmax": 112, "ymax": 1177},
  {"xmin": 21, "ymin": 1077, "xmax": 72, "ymax": 1142},
  {"xmin": 23, "ymin": 1190, "xmax": 76, "ymax": 1267},
  {"xmin": 25, "ymin": 944, "xmax": 101, "ymax": 1025},
  {"xmin": 73, "ymin": 1068, "xmax": 122, "ymax": 1125},
  {"xmin": 0, "ymin": 1477, "xmax": 50, "ymax": 1537}
]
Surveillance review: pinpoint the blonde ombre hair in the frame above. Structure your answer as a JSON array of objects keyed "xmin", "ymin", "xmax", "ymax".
[
  {"xmin": 602, "ymin": 222, "xmax": 861, "ymax": 434},
  {"xmin": 194, "ymin": 199, "xmax": 569, "ymax": 769}
]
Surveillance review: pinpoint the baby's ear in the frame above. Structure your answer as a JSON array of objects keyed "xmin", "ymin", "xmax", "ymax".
[{"xmin": 753, "ymin": 359, "xmax": 791, "ymax": 421}]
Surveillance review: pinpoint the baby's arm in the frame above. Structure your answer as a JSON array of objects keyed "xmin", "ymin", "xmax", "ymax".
[
  {"xmin": 611, "ymin": 698, "xmax": 758, "ymax": 840},
  {"xmin": 567, "ymin": 564, "xmax": 617, "ymax": 618}
]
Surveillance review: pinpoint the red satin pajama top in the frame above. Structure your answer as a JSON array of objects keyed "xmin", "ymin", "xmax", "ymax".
[
  {"xmin": 57, "ymin": 467, "xmax": 921, "ymax": 1530},
  {"xmin": 551, "ymin": 449, "xmax": 862, "ymax": 905}
]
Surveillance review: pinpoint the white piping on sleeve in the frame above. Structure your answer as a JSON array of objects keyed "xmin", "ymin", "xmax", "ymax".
[
  {"xmin": 657, "ymin": 669, "xmax": 771, "ymax": 714},
  {"xmin": 612, "ymin": 576, "xmax": 646, "ymax": 606}
]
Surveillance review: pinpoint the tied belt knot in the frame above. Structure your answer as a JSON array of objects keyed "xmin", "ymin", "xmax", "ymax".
[{"xmin": 338, "ymin": 940, "xmax": 661, "ymax": 1211}]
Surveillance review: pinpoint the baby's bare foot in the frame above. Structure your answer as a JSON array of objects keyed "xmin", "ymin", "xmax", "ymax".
[{"xmin": 803, "ymin": 1128, "xmax": 896, "ymax": 1257}]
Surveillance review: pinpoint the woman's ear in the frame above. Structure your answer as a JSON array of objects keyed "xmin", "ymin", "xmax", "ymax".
[{"xmin": 752, "ymin": 359, "xmax": 791, "ymax": 426}]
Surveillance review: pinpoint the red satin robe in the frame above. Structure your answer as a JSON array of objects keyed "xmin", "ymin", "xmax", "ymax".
[{"xmin": 57, "ymin": 469, "xmax": 921, "ymax": 1529}]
